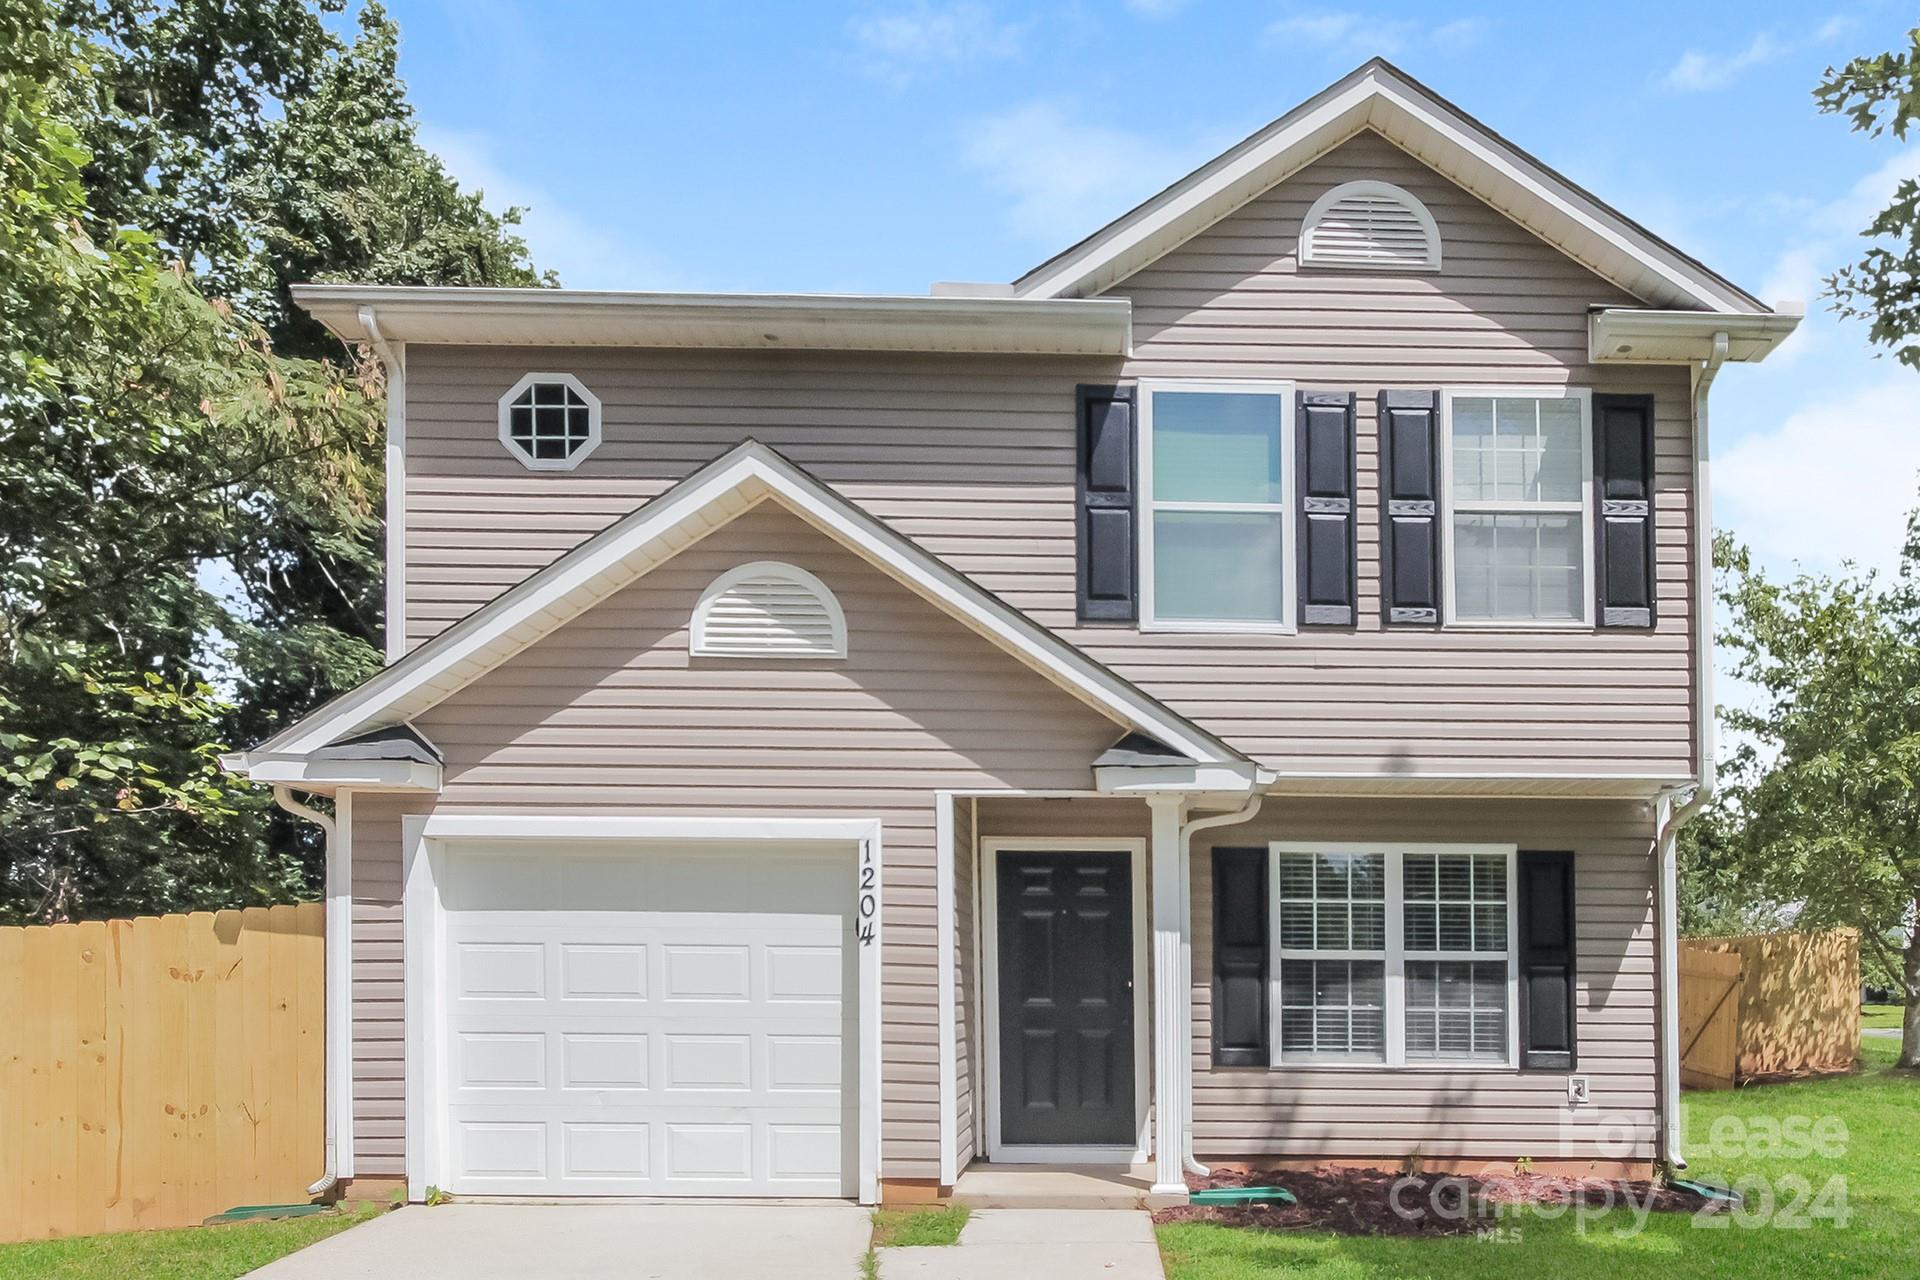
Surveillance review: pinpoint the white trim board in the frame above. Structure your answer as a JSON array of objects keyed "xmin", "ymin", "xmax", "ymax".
[
  {"xmin": 330, "ymin": 789, "xmax": 356, "ymax": 1178},
  {"xmin": 399, "ymin": 813, "xmax": 884, "ymax": 1205},
  {"xmin": 979, "ymin": 837, "xmax": 1151, "ymax": 1165},
  {"xmin": 1012, "ymin": 59, "xmax": 1769, "ymax": 316},
  {"xmin": 240, "ymin": 440, "xmax": 1242, "ymax": 772}
]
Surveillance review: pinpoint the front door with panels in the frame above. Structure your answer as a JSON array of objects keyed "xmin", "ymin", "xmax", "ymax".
[
  {"xmin": 438, "ymin": 841, "xmax": 856, "ymax": 1197},
  {"xmin": 994, "ymin": 849, "xmax": 1136, "ymax": 1147}
]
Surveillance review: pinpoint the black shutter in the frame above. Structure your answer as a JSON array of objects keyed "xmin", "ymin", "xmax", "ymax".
[
  {"xmin": 1378, "ymin": 389, "xmax": 1441, "ymax": 624},
  {"xmin": 1076, "ymin": 384, "xmax": 1137, "ymax": 622},
  {"xmin": 1517, "ymin": 850, "xmax": 1578, "ymax": 1071},
  {"xmin": 1211, "ymin": 847, "xmax": 1268, "ymax": 1066},
  {"xmin": 1297, "ymin": 391, "xmax": 1357, "ymax": 626},
  {"xmin": 1593, "ymin": 394, "xmax": 1656, "ymax": 628}
]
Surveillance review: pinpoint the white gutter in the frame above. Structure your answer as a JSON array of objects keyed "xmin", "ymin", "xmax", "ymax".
[
  {"xmin": 1651, "ymin": 329, "xmax": 1728, "ymax": 1170},
  {"xmin": 1176, "ymin": 793, "xmax": 1265, "ymax": 1177},
  {"xmin": 273, "ymin": 785, "xmax": 345, "ymax": 1197},
  {"xmin": 358, "ymin": 307, "xmax": 407, "ymax": 664}
]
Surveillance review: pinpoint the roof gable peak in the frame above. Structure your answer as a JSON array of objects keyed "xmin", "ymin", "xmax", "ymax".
[{"xmin": 1011, "ymin": 58, "xmax": 1767, "ymax": 316}]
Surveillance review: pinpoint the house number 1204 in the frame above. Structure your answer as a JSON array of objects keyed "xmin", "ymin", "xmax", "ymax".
[{"xmin": 856, "ymin": 847, "xmax": 877, "ymax": 947}]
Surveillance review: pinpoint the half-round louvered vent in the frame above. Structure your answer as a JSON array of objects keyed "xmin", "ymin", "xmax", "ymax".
[
  {"xmin": 1299, "ymin": 180, "xmax": 1441, "ymax": 271},
  {"xmin": 690, "ymin": 561, "xmax": 847, "ymax": 659}
]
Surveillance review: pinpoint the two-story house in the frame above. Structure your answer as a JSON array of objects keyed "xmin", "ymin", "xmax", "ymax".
[{"xmin": 225, "ymin": 60, "xmax": 1800, "ymax": 1207}]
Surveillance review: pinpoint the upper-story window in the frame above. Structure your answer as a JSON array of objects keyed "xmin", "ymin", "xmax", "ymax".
[
  {"xmin": 1299, "ymin": 181, "xmax": 1441, "ymax": 271},
  {"xmin": 1138, "ymin": 380, "xmax": 1295, "ymax": 633},
  {"xmin": 498, "ymin": 372, "xmax": 602, "ymax": 470},
  {"xmin": 1442, "ymin": 388, "xmax": 1593, "ymax": 626}
]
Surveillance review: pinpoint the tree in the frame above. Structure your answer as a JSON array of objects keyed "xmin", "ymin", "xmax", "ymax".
[
  {"xmin": 1713, "ymin": 526, "xmax": 1920, "ymax": 1067},
  {"xmin": 0, "ymin": 1, "xmax": 553, "ymax": 922},
  {"xmin": 0, "ymin": 1, "xmax": 385, "ymax": 921},
  {"xmin": 1817, "ymin": 27, "xmax": 1920, "ymax": 369}
]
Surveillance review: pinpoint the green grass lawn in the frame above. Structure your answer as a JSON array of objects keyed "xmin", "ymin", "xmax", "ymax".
[
  {"xmin": 1861, "ymin": 1004, "xmax": 1905, "ymax": 1031},
  {"xmin": 871, "ymin": 1203, "xmax": 970, "ymax": 1247},
  {"xmin": 0, "ymin": 1201, "xmax": 383, "ymax": 1280},
  {"xmin": 1158, "ymin": 1038, "xmax": 1918, "ymax": 1280}
]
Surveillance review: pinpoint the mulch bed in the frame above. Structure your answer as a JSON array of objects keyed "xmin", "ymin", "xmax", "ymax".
[{"xmin": 1152, "ymin": 1165, "xmax": 1718, "ymax": 1236}]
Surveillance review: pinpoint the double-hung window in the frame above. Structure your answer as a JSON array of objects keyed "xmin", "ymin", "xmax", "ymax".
[
  {"xmin": 1271, "ymin": 843, "xmax": 1517, "ymax": 1067},
  {"xmin": 1138, "ymin": 381, "xmax": 1295, "ymax": 632},
  {"xmin": 1442, "ymin": 389, "xmax": 1593, "ymax": 625}
]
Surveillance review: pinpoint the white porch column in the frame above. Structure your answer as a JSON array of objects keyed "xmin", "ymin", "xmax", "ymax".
[{"xmin": 1146, "ymin": 793, "xmax": 1189, "ymax": 1196}]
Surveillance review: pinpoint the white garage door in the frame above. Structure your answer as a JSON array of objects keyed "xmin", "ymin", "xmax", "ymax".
[{"xmin": 438, "ymin": 841, "xmax": 857, "ymax": 1197}]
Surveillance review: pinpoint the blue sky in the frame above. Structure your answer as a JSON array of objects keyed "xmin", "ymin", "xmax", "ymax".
[{"xmin": 381, "ymin": 0, "xmax": 1920, "ymax": 582}]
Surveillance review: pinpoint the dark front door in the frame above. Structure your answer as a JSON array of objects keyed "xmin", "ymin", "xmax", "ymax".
[{"xmin": 996, "ymin": 850, "xmax": 1135, "ymax": 1147}]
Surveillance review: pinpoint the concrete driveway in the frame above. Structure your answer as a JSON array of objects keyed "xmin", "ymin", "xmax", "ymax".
[{"xmin": 246, "ymin": 1202, "xmax": 873, "ymax": 1279}]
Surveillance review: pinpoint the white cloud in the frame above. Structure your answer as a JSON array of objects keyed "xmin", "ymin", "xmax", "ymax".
[
  {"xmin": 1816, "ymin": 15, "xmax": 1856, "ymax": 43},
  {"xmin": 849, "ymin": 2, "xmax": 1027, "ymax": 82},
  {"xmin": 1123, "ymin": 0, "xmax": 1193, "ymax": 16},
  {"xmin": 1662, "ymin": 33, "xmax": 1789, "ymax": 92},
  {"xmin": 418, "ymin": 125, "xmax": 696, "ymax": 292},
  {"xmin": 960, "ymin": 101, "xmax": 1217, "ymax": 245},
  {"xmin": 1717, "ymin": 377, "xmax": 1920, "ymax": 578},
  {"xmin": 1264, "ymin": 10, "xmax": 1486, "ymax": 58},
  {"xmin": 1751, "ymin": 143, "xmax": 1920, "ymax": 363}
]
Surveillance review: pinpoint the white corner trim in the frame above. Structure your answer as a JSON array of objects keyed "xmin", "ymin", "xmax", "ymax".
[
  {"xmin": 935, "ymin": 793, "xmax": 958, "ymax": 1187},
  {"xmin": 256, "ymin": 441, "xmax": 1242, "ymax": 769},
  {"xmin": 332, "ymin": 789, "xmax": 356, "ymax": 1179},
  {"xmin": 1299, "ymin": 179, "xmax": 1441, "ymax": 271},
  {"xmin": 980, "ymin": 837, "xmax": 1151, "ymax": 1166},
  {"xmin": 497, "ymin": 371, "xmax": 603, "ymax": 471},
  {"xmin": 358, "ymin": 308, "xmax": 407, "ymax": 665},
  {"xmin": 399, "ymin": 813, "xmax": 884, "ymax": 1205},
  {"xmin": 400, "ymin": 813, "xmax": 436, "ymax": 1204},
  {"xmin": 690, "ymin": 560, "xmax": 848, "ymax": 660}
]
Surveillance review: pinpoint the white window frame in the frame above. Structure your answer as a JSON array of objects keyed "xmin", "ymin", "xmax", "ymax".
[
  {"xmin": 1268, "ymin": 842, "xmax": 1519, "ymax": 1071},
  {"xmin": 1137, "ymin": 378, "xmax": 1297, "ymax": 634},
  {"xmin": 497, "ymin": 371, "xmax": 602, "ymax": 471},
  {"xmin": 1439, "ymin": 386, "xmax": 1595, "ymax": 629}
]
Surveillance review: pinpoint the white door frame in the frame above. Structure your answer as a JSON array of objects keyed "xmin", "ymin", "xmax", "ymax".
[
  {"xmin": 979, "ymin": 836, "xmax": 1150, "ymax": 1164},
  {"xmin": 402, "ymin": 813, "xmax": 884, "ymax": 1205}
]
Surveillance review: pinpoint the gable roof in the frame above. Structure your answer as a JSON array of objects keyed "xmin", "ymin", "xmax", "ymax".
[
  {"xmin": 1012, "ymin": 58, "xmax": 1770, "ymax": 315},
  {"xmin": 231, "ymin": 441, "xmax": 1246, "ymax": 772}
]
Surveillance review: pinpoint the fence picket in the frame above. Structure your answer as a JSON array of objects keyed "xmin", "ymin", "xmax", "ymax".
[{"xmin": 0, "ymin": 907, "xmax": 324, "ymax": 1241}]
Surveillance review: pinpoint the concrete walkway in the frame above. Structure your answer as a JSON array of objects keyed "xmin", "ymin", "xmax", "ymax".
[
  {"xmin": 245, "ymin": 1203, "xmax": 872, "ymax": 1279},
  {"xmin": 880, "ymin": 1209, "xmax": 1165, "ymax": 1280}
]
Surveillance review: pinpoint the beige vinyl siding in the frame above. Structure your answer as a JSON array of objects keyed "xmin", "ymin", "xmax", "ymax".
[
  {"xmin": 399, "ymin": 129, "xmax": 1696, "ymax": 781},
  {"xmin": 971, "ymin": 794, "xmax": 1655, "ymax": 1162},
  {"xmin": 347, "ymin": 792, "xmax": 430, "ymax": 1178},
  {"xmin": 344, "ymin": 503, "xmax": 1124, "ymax": 1181},
  {"xmin": 1187, "ymin": 798, "xmax": 1656, "ymax": 1162}
]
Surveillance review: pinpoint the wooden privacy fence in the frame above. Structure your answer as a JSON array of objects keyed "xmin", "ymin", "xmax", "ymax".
[
  {"xmin": 1679, "ymin": 928, "xmax": 1861, "ymax": 1090},
  {"xmin": 0, "ymin": 904, "xmax": 324, "ymax": 1242}
]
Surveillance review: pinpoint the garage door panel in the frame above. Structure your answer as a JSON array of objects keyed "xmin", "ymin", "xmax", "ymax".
[{"xmin": 439, "ymin": 841, "xmax": 856, "ymax": 1198}]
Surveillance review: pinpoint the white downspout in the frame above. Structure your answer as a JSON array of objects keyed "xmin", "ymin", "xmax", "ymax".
[
  {"xmin": 273, "ymin": 785, "xmax": 341, "ymax": 1197},
  {"xmin": 1177, "ymin": 794, "xmax": 1264, "ymax": 1177},
  {"xmin": 1652, "ymin": 329, "xmax": 1729, "ymax": 1171}
]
